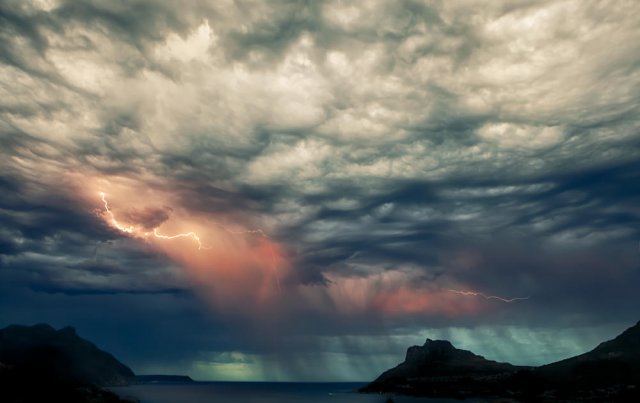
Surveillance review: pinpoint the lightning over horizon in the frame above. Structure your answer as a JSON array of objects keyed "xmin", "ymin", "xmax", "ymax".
[
  {"xmin": 100, "ymin": 191, "xmax": 531, "ymax": 308},
  {"xmin": 4, "ymin": 0, "xmax": 640, "ymax": 388},
  {"xmin": 447, "ymin": 289, "xmax": 530, "ymax": 303}
]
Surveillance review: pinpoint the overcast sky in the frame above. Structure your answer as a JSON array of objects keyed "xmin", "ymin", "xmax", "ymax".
[{"xmin": 1, "ymin": 0, "xmax": 640, "ymax": 381}]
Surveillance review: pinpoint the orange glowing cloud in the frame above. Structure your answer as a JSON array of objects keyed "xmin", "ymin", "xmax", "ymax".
[
  {"xmin": 371, "ymin": 288, "xmax": 482, "ymax": 316},
  {"xmin": 297, "ymin": 271, "xmax": 488, "ymax": 318},
  {"xmin": 70, "ymin": 173, "xmax": 290, "ymax": 315},
  {"xmin": 69, "ymin": 173, "xmax": 522, "ymax": 322}
]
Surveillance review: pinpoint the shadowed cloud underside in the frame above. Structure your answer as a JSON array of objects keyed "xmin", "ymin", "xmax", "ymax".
[{"xmin": 1, "ymin": 0, "xmax": 639, "ymax": 381}]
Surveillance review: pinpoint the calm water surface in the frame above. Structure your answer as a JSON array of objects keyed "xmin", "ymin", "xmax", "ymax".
[{"xmin": 111, "ymin": 382, "xmax": 479, "ymax": 403}]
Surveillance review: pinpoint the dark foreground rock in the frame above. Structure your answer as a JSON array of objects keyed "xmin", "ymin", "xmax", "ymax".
[
  {"xmin": 529, "ymin": 320, "xmax": 640, "ymax": 401},
  {"xmin": 0, "ymin": 323, "xmax": 135, "ymax": 386},
  {"xmin": 0, "ymin": 323, "xmax": 137, "ymax": 403},
  {"xmin": 0, "ymin": 369, "xmax": 134, "ymax": 403},
  {"xmin": 360, "ymin": 338, "xmax": 529, "ymax": 399},
  {"xmin": 362, "ymin": 321, "xmax": 640, "ymax": 402}
]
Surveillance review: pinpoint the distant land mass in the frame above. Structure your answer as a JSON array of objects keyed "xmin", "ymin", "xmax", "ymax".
[
  {"xmin": 135, "ymin": 374, "xmax": 195, "ymax": 383},
  {"xmin": 362, "ymin": 320, "xmax": 640, "ymax": 402},
  {"xmin": 0, "ymin": 323, "xmax": 136, "ymax": 403}
]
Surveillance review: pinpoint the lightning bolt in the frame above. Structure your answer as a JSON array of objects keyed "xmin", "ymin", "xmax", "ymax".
[
  {"xmin": 151, "ymin": 228, "xmax": 211, "ymax": 250},
  {"xmin": 100, "ymin": 192, "xmax": 134, "ymax": 233},
  {"xmin": 99, "ymin": 192, "xmax": 209, "ymax": 249},
  {"xmin": 448, "ymin": 289, "xmax": 530, "ymax": 303},
  {"xmin": 98, "ymin": 192, "xmax": 283, "ymax": 293}
]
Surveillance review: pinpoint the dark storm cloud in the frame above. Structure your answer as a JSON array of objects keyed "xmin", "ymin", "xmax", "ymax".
[
  {"xmin": 2, "ymin": 0, "xmax": 640, "ymax": 380},
  {"xmin": 0, "ymin": 171, "xmax": 187, "ymax": 295},
  {"xmin": 0, "ymin": 174, "xmax": 109, "ymax": 242}
]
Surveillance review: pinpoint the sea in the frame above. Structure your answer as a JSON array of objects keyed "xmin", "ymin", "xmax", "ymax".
[{"xmin": 111, "ymin": 382, "xmax": 481, "ymax": 403}]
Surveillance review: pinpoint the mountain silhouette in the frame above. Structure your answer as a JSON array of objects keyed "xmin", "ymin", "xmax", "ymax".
[
  {"xmin": 539, "ymin": 320, "xmax": 640, "ymax": 379},
  {"xmin": 531, "ymin": 320, "xmax": 640, "ymax": 399},
  {"xmin": 363, "ymin": 320, "xmax": 640, "ymax": 401},
  {"xmin": 361, "ymin": 338, "xmax": 527, "ymax": 398},
  {"xmin": 0, "ymin": 323, "xmax": 135, "ymax": 403},
  {"xmin": 0, "ymin": 323, "xmax": 134, "ymax": 386}
]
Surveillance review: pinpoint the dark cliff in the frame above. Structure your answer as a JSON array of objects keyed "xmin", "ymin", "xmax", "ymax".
[
  {"xmin": 362, "ymin": 338, "xmax": 526, "ymax": 398},
  {"xmin": 534, "ymin": 320, "xmax": 640, "ymax": 392},
  {"xmin": 362, "ymin": 321, "xmax": 640, "ymax": 401},
  {"xmin": 0, "ymin": 323, "xmax": 135, "ymax": 387},
  {"xmin": 0, "ymin": 323, "xmax": 137, "ymax": 403}
]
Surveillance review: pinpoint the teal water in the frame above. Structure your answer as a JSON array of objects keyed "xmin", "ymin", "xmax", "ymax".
[{"xmin": 111, "ymin": 382, "xmax": 475, "ymax": 403}]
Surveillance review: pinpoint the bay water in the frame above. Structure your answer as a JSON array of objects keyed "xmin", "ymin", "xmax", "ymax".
[{"xmin": 111, "ymin": 382, "xmax": 475, "ymax": 403}]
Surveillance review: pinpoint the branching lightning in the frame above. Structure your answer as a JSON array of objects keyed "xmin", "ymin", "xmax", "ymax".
[
  {"xmin": 100, "ymin": 192, "xmax": 134, "ymax": 233},
  {"xmin": 99, "ymin": 192, "xmax": 209, "ymax": 249},
  {"xmin": 448, "ymin": 289, "xmax": 530, "ymax": 303},
  {"xmin": 151, "ymin": 228, "xmax": 211, "ymax": 250},
  {"xmin": 98, "ymin": 192, "xmax": 283, "ymax": 293}
]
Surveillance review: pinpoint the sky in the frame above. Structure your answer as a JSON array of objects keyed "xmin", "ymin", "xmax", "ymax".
[{"xmin": 1, "ymin": 0, "xmax": 640, "ymax": 382}]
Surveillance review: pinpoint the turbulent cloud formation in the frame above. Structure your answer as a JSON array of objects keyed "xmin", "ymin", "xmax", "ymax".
[{"xmin": 1, "ymin": 0, "xmax": 640, "ymax": 381}]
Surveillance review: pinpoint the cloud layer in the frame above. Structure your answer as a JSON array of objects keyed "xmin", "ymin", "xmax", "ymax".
[{"xmin": 1, "ymin": 0, "xmax": 640, "ymax": 380}]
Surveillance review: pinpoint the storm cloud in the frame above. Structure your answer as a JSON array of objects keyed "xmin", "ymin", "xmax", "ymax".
[{"xmin": 1, "ymin": 0, "xmax": 640, "ymax": 381}]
